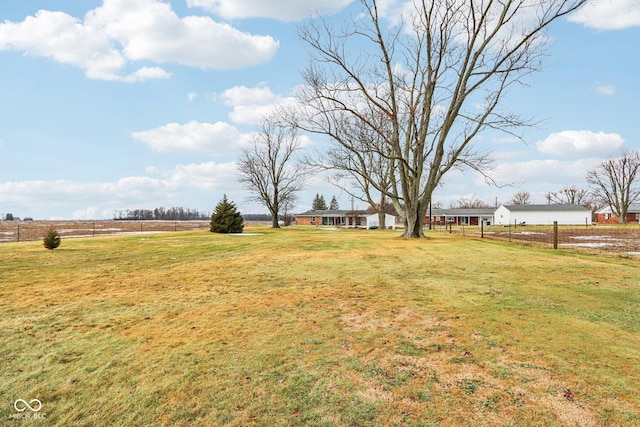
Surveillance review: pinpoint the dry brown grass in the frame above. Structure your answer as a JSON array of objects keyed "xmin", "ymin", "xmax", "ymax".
[{"xmin": 1, "ymin": 227, "xmax": 639, "ymax": 426}]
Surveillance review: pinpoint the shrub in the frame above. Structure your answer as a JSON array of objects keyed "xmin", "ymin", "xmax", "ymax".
[
  {"xmin": 210, "ymin": 195, "xmax": 244, "ymax": 234},
  {"xmin": 43, "ymin": 227, "xmax": 61, "ymax": 250}
]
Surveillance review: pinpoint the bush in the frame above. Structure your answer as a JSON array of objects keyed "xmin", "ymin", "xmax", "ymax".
[
  {"xmin": 210, "ymin": 195, "xmax": 244, "ymax": 234},
  {"xmin": 43, "ymin": 227, "xmax": 61, "ymax": 250}
]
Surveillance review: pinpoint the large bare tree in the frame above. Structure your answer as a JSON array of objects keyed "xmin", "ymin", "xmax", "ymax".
[
  {"xmin": 295, "ymin": 0, "xmax": 586, "ymax": 237},
  {"xmin": 320, "ymin": 112, "xmax": 395, "ymax": 229},
  {"xmin": 453, "ymin": 195, "xmax": 490, "ymax": 209},
  {"xmin": 587, "ymin": 150, "xmax": 640, "ymax": 224},
  {"xmin": 546, "ymin": 185, "xmax": 592, "ymax": 206},
  {"xmin": 510, "ymin": 191, "xmax": 531, "ymax": 205},
  {"xmin": 237, "ymin": 117, "xmax": 309, "ymax": 228}
]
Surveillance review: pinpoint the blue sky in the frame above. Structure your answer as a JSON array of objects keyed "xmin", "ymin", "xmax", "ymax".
[{"xmin": 0, "ymin": 0, "xmax": 639, "ymax": 220}]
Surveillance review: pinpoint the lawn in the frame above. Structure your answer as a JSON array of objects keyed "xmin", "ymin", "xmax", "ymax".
[{"xmin": 1, "ymin": 227, "xmax": 639, "ymax": 426}]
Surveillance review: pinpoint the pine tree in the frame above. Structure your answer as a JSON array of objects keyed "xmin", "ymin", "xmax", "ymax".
[
  {"xmin": 43, "ymin": 226, "xmax": 61, "ymax": 250},
  {"xmin": 311, "ymin": 193, "xmax": 328, "ymax": 210},
  {"xmin": 329, "ymin": 196, "xmax": 339, "ymax": 210},
  {"xmin": 210, "ymin": 195, "xmax": 244, "ymax": 233}
]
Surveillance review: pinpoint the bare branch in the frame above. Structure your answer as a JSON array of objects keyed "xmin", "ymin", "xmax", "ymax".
[
  {"xmin": 237, "ymin": 114, "xmax": 311, "ymax": 228},
  {"xmin": 297, "ymin": 0, "xmax": 587, "ymax": 237}
]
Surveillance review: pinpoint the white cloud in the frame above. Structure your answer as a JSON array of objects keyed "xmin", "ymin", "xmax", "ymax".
[
  {"xmin": 188, "ymin": 92, "xmax": 198, "ymax": 102},
  {"xmin": 568, "ymin": 0, "xmax": 640, "ymax": 30},
  {"xmin": 169, "ymin": 161, "xmax": 238, "ymax": 190},
  {"xmin": 596, "ymin": 84, "xmax": 615, "ymax": 95},
  {"xmin": 0, "ymin": 0, "xmax": 279, "ymax": 81},
  {"xmin": 123, "ymin": 67, "xmax": 172, "ymax": 83},
  {"xmin": 131, "ymin": 120, "xmax": 251, "ymax": 155},
  {"xmin": 187, "ymin": 0, "xmax": 354, "ymax": 21},
  {"xmin": 0, "ymin": 161, "xmax": 240, "ymax": 218},
  {"xmin": 0, "ymin": 178, "xmax": 174, "ymax": 212},
  {"xmin": 536, "ymin": 130, "xmax": 625, "ymax": 157},
  {"xmin": 220, "ymin": 85, "xmax": 279, "ymax": 106},
  {"xmin": 0, "ymin": 10, "xmax": 128, "ymax": 81},
  {"xmin": 480, "ymin": 157, "xmax": 602, "ymax": 203},
  {"xmin": 72, "ymin": 207, "xmax": 102, "ymax": 220},
  {"xmin": 217, "ymin": 85, "xmax": 299, "ymax": 125}
]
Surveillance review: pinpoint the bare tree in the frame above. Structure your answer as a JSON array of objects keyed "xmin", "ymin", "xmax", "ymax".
[
  {"xmin": 319, "ymin": 112, "xmax": 395, "ymax": 229},
  {"xmin": 587, "ymin": 150, "xmax": 640, "ymax": 224},
  {"xmin": 294, "ymin": 0, "xmax": 586, "ymax": 237},
  {"xmin": 510, "ymin": 191, "xmax": 531, "ymax": 205},
  {"xmin": 452, "ymin": 195, "xmax": 490, "ymax": 209},
  {"xmin": 546, "ymin": 185, "xmax": 592, "ymax": 206},
  {"xmin": 237, "ymin": 117, "xmax": 309, "ymax": 228}
]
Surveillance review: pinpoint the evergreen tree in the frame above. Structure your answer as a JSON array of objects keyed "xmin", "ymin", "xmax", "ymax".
[
  {"xmin": 329, "ymin": 196, "xmax": 339, "ymax": 210},
  {"xmin": 311, "ymin": 193, "xmax": 328, "ymax": 210},
  {"xmin": 210, "ymin": 195, "xmax": 244, "ymax": 233},
  {"xmin": 43, "ymin": 226, "xmax": 61, "ymax": 250}
]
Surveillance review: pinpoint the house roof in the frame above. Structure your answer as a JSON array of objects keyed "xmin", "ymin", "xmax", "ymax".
[
  {"xmin": 430, "ymin": 208, "xmax": 496, "ymax": 216},
  {"xmin": 596, "ymin": 203, "xmax": 640, "ymax": 214},
  {"xmin": 295, "ymin": 209, "xmax": 370, "ymax": 217},
  {"xmin": 500, "ymin": 204, "xmax": 590, "ymax": 212}
]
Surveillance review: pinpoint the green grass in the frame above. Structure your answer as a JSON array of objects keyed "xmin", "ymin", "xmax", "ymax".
[{"xmin": 1, "ymin": 227, "xmax": 639, "ymax": 426}]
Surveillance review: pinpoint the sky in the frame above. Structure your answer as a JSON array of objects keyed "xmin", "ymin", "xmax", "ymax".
[{"xmin": 0, "ymin": 0, "xmax": 639, "ymax": 220}]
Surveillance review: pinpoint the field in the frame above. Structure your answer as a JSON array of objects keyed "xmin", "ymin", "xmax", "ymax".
[
  {"xmin": 436, "ymin": 223, "xmax": 640, "ymax": 256},
  {"xmin": 1, "ymin": 227, "xmax": 639, "ymax": 426},
  {"xmin": 0, "ymin": 220, "xmax": 210, "ymax": 243}
]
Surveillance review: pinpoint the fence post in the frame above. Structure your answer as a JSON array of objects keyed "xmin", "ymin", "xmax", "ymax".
[
  {"xmin": 553, "ymin": 221, "xmax": 558, "ymax": 249},
  {"xmin": 481, "ymin": 220, "xmax": 484, "ymax": 238},
  {"xmin": 17, "ymin": 224, "xmax": 20, "ymax": 242}
]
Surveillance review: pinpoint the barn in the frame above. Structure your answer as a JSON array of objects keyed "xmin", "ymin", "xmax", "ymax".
[{"xmin": 494, "ymin": 204, "xmax": 591, "ymax": 226}]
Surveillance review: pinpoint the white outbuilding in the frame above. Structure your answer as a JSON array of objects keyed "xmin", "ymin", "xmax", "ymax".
[
  {"xmin": 365, "ymin": 213, "xmax": 397, "ymax": 230},
  {"xmin": 494, "ymin": 204, "xmax": 591, "ymax": 226}
]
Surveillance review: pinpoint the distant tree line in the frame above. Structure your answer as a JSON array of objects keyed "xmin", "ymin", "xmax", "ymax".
[{"xmin": 114, "ymin": 207, "xmax": 211, "ymax": 221}]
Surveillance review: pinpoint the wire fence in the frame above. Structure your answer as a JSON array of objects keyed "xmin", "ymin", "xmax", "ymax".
[
  {"xmin": 0, "ymin": 220, "xmax": 211, "ymax": 243},
  {"xmin": 430, "ymin": 222, "xmax": 640, "ymax": 256}
]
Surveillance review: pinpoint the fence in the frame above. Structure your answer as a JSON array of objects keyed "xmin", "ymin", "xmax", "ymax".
[
  {"xmin": 0, "ymin": 220, "xmax": 210, "ymax": 243},
  {"xmin": 431, "ymin": 221, "xmax": 640, "ymax": 255}
]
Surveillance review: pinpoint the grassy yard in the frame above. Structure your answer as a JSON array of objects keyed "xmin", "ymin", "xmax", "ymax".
[{"xmin": 1, "ymin": 227, "xmax": 639, "ymax": 426}]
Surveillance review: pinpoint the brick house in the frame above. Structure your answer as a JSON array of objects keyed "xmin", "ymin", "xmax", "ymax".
[
  {"xmin": 425, "ymin": 208, "xmax": 496, "ymax": 226},
  {"xmin": 595, "ymin": 203, "xmax": 640, "ymax": 224},
  {"xmin": 294, "ymin": 210, "xmax": 396, "ymax": 229}
]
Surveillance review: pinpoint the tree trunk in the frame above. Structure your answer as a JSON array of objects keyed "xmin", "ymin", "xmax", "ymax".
[
  {"xmin": 618, "ymin": 206, "xmax": 628, "ymax": 224},
  {"xmin": 402, "ymin": 208, "xmax": 425, "ymax": 238},
  {"xmin": 377, "ymin": 210, "xmax": 386, "ymax": 230},
  {"xmin": 270, "ymin": 210, "xmax": 281, "ymax": 228}
]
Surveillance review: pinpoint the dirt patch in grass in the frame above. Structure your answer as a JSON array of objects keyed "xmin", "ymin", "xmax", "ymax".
[{"xmin": 338, "ymin": 300, "xmax": 600, "ymax": 426}]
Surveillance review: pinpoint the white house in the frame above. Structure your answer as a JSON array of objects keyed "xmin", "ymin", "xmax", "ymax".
[{"xmin": 494, "ymin": 204, "xmax": 591, "ymax": 226}]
